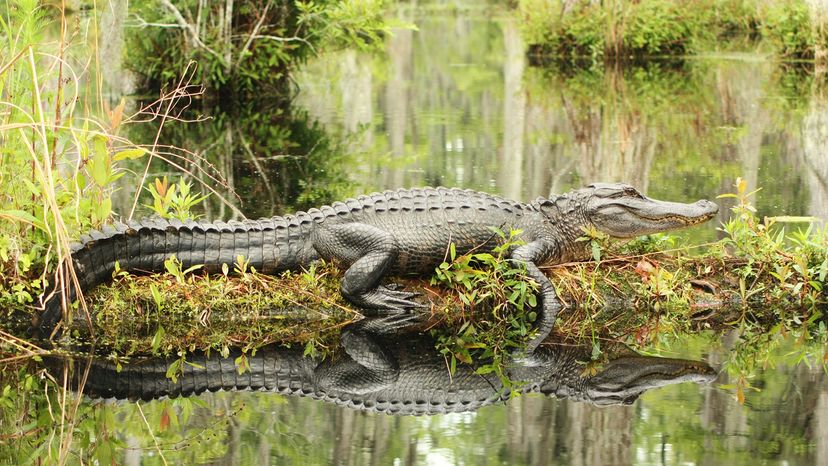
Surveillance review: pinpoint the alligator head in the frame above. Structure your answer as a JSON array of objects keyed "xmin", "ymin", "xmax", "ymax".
[
  {"xmin": 584, "ymin": 183, "xmax": 719, "ymax": 238},
  {"xmin": 537, "ymin": 183, "xmax": 718, "ymax": 251},
  {"xmin": 542, "ymin": 353, "xmax": 718, "ymax": 406}
]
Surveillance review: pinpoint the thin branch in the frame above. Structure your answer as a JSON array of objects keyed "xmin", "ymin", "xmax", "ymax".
[
  {"xmin": 136, "ymin": 402, "xmax": 169, "ymax": 466},
  {"xmin": 158, "ymin": 0, "xmax": 225, "ymax": 64},
  {"xmin": 126, "ymin": 14, "xmax": 183, "ymax": 29},
  {"xmin": 129, "ymin": 61, "xmax": 200, "ymax": 220},
  {"xmin": 251, "ymin": 34, "xmax": 316, "ymax": 54}
]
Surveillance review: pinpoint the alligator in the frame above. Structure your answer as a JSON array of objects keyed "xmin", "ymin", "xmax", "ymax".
[
  {"xmin": 51, "ymin": 317, "xmax": 718, "ymax": 413},
  {"xmin": 36, "ymin": 183, "xmax": 719, "ymax": 344}
]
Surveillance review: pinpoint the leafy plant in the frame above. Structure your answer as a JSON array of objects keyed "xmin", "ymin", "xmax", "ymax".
[
  {"xmin": 762, "ymin": 0, "xmax": 816, "ymax": 59},
  {"xmin": 145, "ymin": 176, "xmax": 210, "ymax": 221},
  {"xmin": 519, "ymin": 0, "xmax": 821, "ymax": 62},
  {"xmin": 431, "ymin": 229, "xmax": 539, "ymax": 390}
]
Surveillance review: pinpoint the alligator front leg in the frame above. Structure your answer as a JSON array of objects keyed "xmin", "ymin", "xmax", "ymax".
[
  {"xmin": 312, "ymin": 223, "xmax": 423, "ymax": 313},
  {"xmin": 511, "ymin": 241, "xmax": 562, "ymax": 354},
  {"xmin": 316, "ymin": 317, "xmax": 414, "ymax": 396}
]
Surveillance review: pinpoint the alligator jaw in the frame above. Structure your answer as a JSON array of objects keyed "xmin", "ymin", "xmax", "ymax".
[{"xmin": 586, "ymin": 183, "xmax": 719, "ymax": 238}]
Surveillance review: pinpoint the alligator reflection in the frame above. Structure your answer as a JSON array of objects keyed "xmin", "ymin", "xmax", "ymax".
[{"xmin": 55, "ymin": 318, "xmax": 717, "ymax": 414}]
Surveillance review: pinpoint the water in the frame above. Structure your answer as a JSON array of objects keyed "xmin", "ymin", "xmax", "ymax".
[
  {"xmin": 35, "ymin": 331, "xmax": 825, "ymax": 465},
  {"xmin": 8, "ymin": 2, "xmax": 828, "ymax": 464}
]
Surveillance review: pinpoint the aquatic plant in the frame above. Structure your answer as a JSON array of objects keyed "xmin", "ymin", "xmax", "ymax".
[{"xmin": 761, "ymin": 0, "xmax": 817, "ymax": 59}]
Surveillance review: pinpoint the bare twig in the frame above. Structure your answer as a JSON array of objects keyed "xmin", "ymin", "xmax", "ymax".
[
  {"xmin": 252, "ymin": 34, "xmax": 317, "ymax": 54},
  {"xmin": 128, "ymin": 61, "xmax": 202, "ymax": 220},
  {"xmin": 137, "ymin": 402, "xmax": 169, "ymax": 465}
]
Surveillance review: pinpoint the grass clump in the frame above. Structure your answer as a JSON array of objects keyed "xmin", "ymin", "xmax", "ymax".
[
  {"xmin": 520, "ymin": 0, "xmax": 720, "ymax": 61},
  {"xmin": 761, "ymin": 0, "xmax": 818, "ymax": 60},
  {"xmin": 0, "ymin": 0, "xmax": 152, "ymax": 335}
]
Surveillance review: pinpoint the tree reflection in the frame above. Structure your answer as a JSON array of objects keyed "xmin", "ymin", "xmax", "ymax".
[{"xmin": 124, "ymin": 102, "xmax": 358, "ymax": 221}]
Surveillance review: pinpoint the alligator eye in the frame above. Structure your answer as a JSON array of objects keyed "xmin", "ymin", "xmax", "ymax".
[{"xmin": 623, "ymin": 186, "xmax": 643, "ymax": 198}]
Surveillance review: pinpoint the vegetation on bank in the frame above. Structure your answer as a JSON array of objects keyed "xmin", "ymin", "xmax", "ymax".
[
  {"xmin": 0, "ymin": 1, "xmax": 383, "ymax": 461},
  {"xmin": 0, "ymin": 0, "xmax": 144, "ymax": 334},
  {"xmin": 519, "ymin": 0, "xmax": 827, "ymax": 62}
]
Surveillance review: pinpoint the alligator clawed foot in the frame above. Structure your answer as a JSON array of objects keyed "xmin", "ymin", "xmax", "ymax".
[
  {"xmin": 351, "ymin": 313, "xmax": 425, "ymax": 334},
  {"xmin": 355, "ymin": 286, "xmax": 427, "ymax": 313}
]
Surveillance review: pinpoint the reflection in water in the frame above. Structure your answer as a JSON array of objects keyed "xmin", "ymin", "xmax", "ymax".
[
  {"xmin": 124, "ymin": 106, "xmax": 356, "ymax": 220},
  {"xmin": 52, "ymin": 318, "xmax": 715, "ymax": 411},
  {"xmin": 36, "ymin": 324, "xmax": 828, "ymax": 464},
  {"xmin": 802, "ymin": 93, "xmax": 828, "ymax": 221},
  {"xmin": 11, "ymin": 330, "xmax": 826, "ymax": 464}
]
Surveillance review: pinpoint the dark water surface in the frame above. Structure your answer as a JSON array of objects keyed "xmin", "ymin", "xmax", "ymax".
[{"xmin": 18, "ymin": 2, "xmax": 828, "ymax": 465}]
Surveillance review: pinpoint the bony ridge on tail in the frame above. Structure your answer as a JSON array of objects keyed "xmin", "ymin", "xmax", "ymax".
[{"xmin": 35, "ymin": 183, "xmax": 719, "ymax": 348}]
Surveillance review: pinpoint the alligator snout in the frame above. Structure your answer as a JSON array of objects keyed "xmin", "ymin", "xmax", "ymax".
[{"xmin": 695, "ymin": 199, "xmax": 719, "ymax": 214}]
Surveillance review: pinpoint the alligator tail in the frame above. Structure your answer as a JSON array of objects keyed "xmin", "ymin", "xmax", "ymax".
[
  {"xmin": 51, "ymin": 346, "xmax": 315, "ymax": 401},
  {"xmin": 36, "ymin": 214, "xmax": 322, "ymax": 336}
]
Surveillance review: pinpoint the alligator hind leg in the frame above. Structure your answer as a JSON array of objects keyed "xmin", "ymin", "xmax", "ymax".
[{"xmin": 312, "ymin": 223, "xmax": 424, "ymax": 313}]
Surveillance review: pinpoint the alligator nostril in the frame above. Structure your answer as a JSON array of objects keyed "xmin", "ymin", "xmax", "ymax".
[{"xmin": 697, "ymin": 200, "xmax": 719, "ymax": 212}]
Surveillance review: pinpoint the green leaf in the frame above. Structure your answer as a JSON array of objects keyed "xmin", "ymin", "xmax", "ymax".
[
  {"xmin": 151, "ymin": 326, "xmax": 165, "ymax": 352},
  {"xmin": 456, "ymin": 350, "xmax": 472, "ymax": 364},
  {"xmin": 591, "ymin": 341, "xmax": 602, "ymax": 360},
  {"xmin": 591, "ymin": 241, "xmax": 601, "ymax": 261},
  {"xmin": 95, "ymin": 197, "xmax": 112, "ymax": 222},
  {"xmin": 0, "ymin": 209, "xmax": 46, "ymax": 232},
  {"xmin": 303, "ymin": 340, "xmax": 318, "ymax": 357},
  {"xmin": 113, "ymin": 147, "xmax": 148, "ymax": 161},
  {"xmin": 235, "ymin": 354, "xmax": 250, "ymax": 375},
  {"xmin": 149, "ymin": 283, "xmax": 164, "ymax": 308},
  {"xmin": 164, "ymin": 255, "xmax": 180, "ymax": 276},
  {"xmin": 165, "ymin": 359, "xmax": 181, "ymax": 383},
  {"xmin": 89, "ymin": 147, "xmax": 110, "ymax": 187}
]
